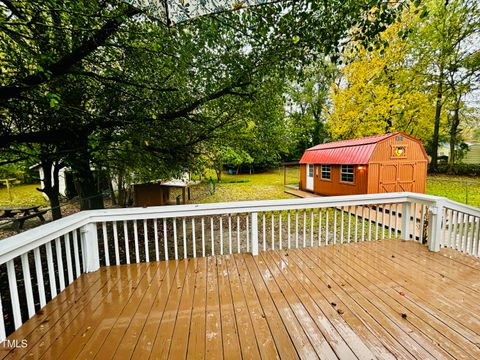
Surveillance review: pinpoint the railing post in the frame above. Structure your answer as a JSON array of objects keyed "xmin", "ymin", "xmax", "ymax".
[
  {"xmin": 427, "ymin": 201, "xmax": 444, "ymax": 252},
  {"xmin": 401, "ymin": 202, "xmax": 411, "ymax": 241},
  {"xmin": 81, "ymin": 222, "xmax": 100, "ymax": 272},
  {"xmin": 251, "ymin": 212, "xmax": 259, "ymax": 256}
]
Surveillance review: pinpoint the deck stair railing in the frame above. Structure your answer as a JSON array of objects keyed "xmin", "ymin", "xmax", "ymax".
[{"xmin": 0, "ymin": 192, "xmax": 478, "ymax": 340}]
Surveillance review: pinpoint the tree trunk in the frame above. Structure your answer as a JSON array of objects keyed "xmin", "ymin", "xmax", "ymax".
[
  {"xmin": 448, "ymin": 99, "xmax": 461, "ymax": 168},
  {"xmin": 106, "ymin": 169, "xmax": 117, "ymax": 206},
  {"xmin": 215, "ymin": 167, "xmax": 222, "ymax": 181},
  {"xmin": 69, "ymin": 145, "xmax": 104, "ymax": 210},
  {"xmin": 38, "ymin": 159, "xmax": 63, "ymax": 220},
  {"xmin": 430, "ymin": 77, "xmax": 444, "ymax": 172}
]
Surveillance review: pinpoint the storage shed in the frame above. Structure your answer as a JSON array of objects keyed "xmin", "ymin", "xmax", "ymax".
[{"xmin": 299, "ymin": 132, "xmax": 428, "ymax": 196}]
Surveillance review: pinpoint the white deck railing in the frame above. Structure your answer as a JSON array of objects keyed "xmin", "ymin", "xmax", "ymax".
[{"xmin": 0, "ymin": 192, "xmax": 478, "ymax": 340}]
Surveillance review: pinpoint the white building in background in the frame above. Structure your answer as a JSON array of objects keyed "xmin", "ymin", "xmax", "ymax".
[
  {"xmin": 438, "ymin": 142, "xmax": 480, "ymax": 164},
  {"xmin": 29, "ymin": 164, "xmax": 69, "ymax": 199}
]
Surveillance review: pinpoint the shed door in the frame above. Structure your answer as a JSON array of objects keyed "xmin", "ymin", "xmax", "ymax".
[
  {"xmin": 379, "ymin": 162, "xmax": 415, "ymax": 192},
  {"xmin": 306, "ymin": 164, "xmax": 314, "ymax": 191},
  {"xmin": 398, "ymin": 163, "xmax": 415, "ymax": 191}
]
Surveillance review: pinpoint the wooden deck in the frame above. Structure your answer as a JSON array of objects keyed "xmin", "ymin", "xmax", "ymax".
[{"xmin": 2, "ymin": 240, "xmax": 480, "ymax": 359}]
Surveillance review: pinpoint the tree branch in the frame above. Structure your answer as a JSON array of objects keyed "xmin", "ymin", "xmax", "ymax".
[{"xmin": 0, "ymin": 4, "xmax": 140, "ymax": 101}]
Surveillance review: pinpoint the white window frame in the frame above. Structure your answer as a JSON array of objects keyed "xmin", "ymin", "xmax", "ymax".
[
  {"xmin": 340, "ymin": 165, "xmax": 355, "ymax": 184},
  {"xmin": 321, "ymin": 165, "xmax": 331, "ymax": 180}
]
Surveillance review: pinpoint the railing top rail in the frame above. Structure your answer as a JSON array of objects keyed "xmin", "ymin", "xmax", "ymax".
[
  {"xmin": 0, "ymin": 212, "xmax": 91, "ymax": 265},
  {"xmin": 0, "ymin": 192, "xmax": 476, "ymax": 265},
  {"xmin": 88, "ymin": 192, "xmax": 414, "ymax": 221}
]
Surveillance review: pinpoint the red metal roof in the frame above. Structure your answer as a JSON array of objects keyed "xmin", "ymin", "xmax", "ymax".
[{"xmin": 299, "ymin": 133, "xmax": 400, "ymax": 164}]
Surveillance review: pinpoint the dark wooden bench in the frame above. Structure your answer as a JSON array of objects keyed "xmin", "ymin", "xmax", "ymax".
[{"xmin": 13, "ymin": 210, "xmax": 47, "ymax": 230}]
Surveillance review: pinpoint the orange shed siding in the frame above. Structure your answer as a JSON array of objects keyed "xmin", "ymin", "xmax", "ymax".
[
  {"xmin": 299, "ymin": 164, "xmax": 306, "ymax": 190},
  {"xmin": 368, "ymin": 136, "xmax": 428, "ymax": 194},
  {"xmin": 313, "ymin": 165, "xmax": 368, "ymax": 196},
  {"xmin": 299, "ymin": 133, "xmax": 428, "ymax": 196}
]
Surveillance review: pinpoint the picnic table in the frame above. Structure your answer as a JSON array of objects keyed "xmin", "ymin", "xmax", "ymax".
[{"xmin": 0, "ymin": 206, "xmax": 47, "ymax": 230}]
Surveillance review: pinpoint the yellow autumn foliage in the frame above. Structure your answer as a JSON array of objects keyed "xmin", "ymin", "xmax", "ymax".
[{"xmin": 327, "ymin": 8, "xmax": 439, "ymax": 143}]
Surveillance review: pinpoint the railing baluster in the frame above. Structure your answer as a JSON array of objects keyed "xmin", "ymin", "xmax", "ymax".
[
  {"xmin": 288, "ymin": 211, "xmax": 291, "ymax": 249},
  {"xmin": 134, "ymin": 220, "xmax": 140, "ymax": 263},
  {"xmin": 124, "ymin": 221, "xmax": 130, "ymax": 264},
  {"xmin": 452, "ymin": 210, "xmax": 458, "ymax": 248},
  {"xmin": 271, "ymin": 212, "xmax": 275, "ymax": 250},
  {"xmin": 72, "ymin": 230, "xmax": 81, "ymax": 278},
  {"xmin": 220, "ymin": 217, "xmax": 223, "ymax": 255},
  {"xmin": 325, "ymin": 209, "xmax": 329, "ymax": 245},
  {"xmin": 246, "ymin": 216, "xmax": 250, "ymax": 252},
  {"xmin": 164, "ymin": 219, "xmax": 169, "ymax": 261},
  {"xmin": 340, "ymin": 207, "xmax": 344, "ymax": 244},
  {"xmin": 21, "ymin": 253, "xmax": 35, "ymax": 318},
  {"xmin": 395, "ymin": 203, "xmax": 400, "ymax": 238},
  {"xmin": 464, "ymin": 214, "xmax": 470, "ymax": 253},
  {"xmin": 347, "ymin": 206, "xmax": 351, "ymax": 243},
  {"xmin": 458, "ymin": 213, "xmax": 464, "ymax": 251},
  {"xmin": 0, "ymin": 296, "xmax": 5, "ymax": 341},
  {"xmin": 388, "ymin": 204, "xmax": 393, "ymax": 239},
  {"xmin": 173, "ymin": 218, "xmax": 179, "ymax": 259},
  {"xmin": 354, "ymin": 206, "xmax": 358, "ymax": 242},
  {"xmin": 468, "ymin": 215, "xmax": 475, "ymax": 254},
  {"xmin": 375, "ymin": 206, "xmax": 379, "ymax": 241},
  {"xmin": 145, "ymin": 219, "xmax": 150, "ymax": 262},
  {"xmin": 462, "ymin": 214, "xmax": 469, "ymax": 252},
  {"xmin": 45, "ymin": 242, "xmax": 57, "ymax": 297},
  {"xmin": 419, "ymin": 205, "xmax": 426, "ymax": 244},
  {"xmin": 333, "ymin": 208, "xmax": 337, "ymax": 245},
  {"xmin": 113, "ymin": 221, "xmax": 120, "ymax": 265},
  {"xmin": 55, "ymin": 238, "xmax": 65, "ymax": 291},
  {"xmin": 79, "ymin": 229, "xmax": 86, "ymax": 272},
  {"xmin": 412, "ymin": 203, "xmax": 418, "ymax": 241},
  {"xmin": 279, "ymin": 212, "xmax": 283, "ymax": 250},
  {"xmin": 202, "ymin": 217, "xmax": 206, "ymax": 257},
  {"xmin": 446, "ymin": 209, "xmax": 453, "ymax": 248},
  {"xmin": 263, "ymin": 213, "xmax": 266, "ymax": 251},
  {"xmin": 34, "ymin": 247, "xmax": 46, "ymax": 308},
  {"xmin": 154, "ymin": 219, "xmax": 160, "ymax": 261},
  {"xmin": 192, "ymin": 218, "xmax": 197, "ymax": 258},
  {"xmin": 361, "ymin": 207, "xmax": 365, "ymax": 242},
  {"xmin": 295, "ymin": 210, "xmax": 299, "ymax": 248},
  {"xmin": 310, "ymin": 211, "xmax": 313, "ymax": 247},
  {"xmin": 102, "ymin": 222, "xmax": 110, "ymax": 266},
  {"xmin": 382, "ymin": 205, "xmax": 386, "ymax": 240},
  {"xmin": 182, "ymin": 218, "xmax": 187, "ymax": 259},
  {"xmin": 236, "ymin": 216, "xmax": 240, "ymax": 253},
  {"xmin": 228, "ymin": 215, "xmax": 232, "ymax": 255},
  {"xmin": 210, "ymin": 217, "xmax": 215, "ymax": 256},
  {"xmin": 473, "ymin": 217, "xmax": 480, "ymax": 256},
  {"xmin": 303, "ymin": 210, "xmax": 306, "ymax": 248},
  {"xmin": 368, "ymin": 206, "xmax": 372, "ymax": 241},
  {"xmin": 64, "ymin": 233, "xmax": 74, "ymax": 284},
  {"xmin": 318, "ymin": 208, "xmax": 322, "ymax": 246},
  {"xmin": 7, "ymin": 260, "xmax": 21, "ymax": 329}
]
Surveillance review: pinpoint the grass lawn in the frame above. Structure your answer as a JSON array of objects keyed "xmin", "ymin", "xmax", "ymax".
[
  {"xmin": 189, "ymin": 169, "xmax": 296, "ymax": 203},
  {"xmin": 191, "ymin": 168, "xmax": 480, "ymax": 208},
  {"xmin": 427, "ymin": 174, "xmax": 480, "ymax": 208},
  {"xmin": 0, "ymin": 184, "xmax": 48, "ymax": 207},
  {"xmin": 1, "ymin": 171, "xmax": 478, "ymax": 209}
]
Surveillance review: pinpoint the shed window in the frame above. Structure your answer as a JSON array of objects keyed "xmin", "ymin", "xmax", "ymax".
[
  {"xmin": 308, "ymin": 164, "xmax": 314, "ymax": 177},
  {"xmin": 321, "ymin": 165, "xmax": 331, "ymax": 180},
  {"xmin": 341, "ymin": 165, "xmax": 354, "ymax": 183}
]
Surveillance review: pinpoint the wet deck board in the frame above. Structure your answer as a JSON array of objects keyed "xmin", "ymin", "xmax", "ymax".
[{"xmin": 2, "ymin": 240, "xmax": 480, "ymax": 359}]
